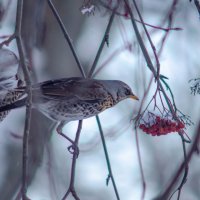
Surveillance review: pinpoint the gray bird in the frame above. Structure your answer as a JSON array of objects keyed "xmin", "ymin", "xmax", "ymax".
[
  {"xmin": 0, "ymin": 77, "xmax": 138, "ymax": 152},
  {"xmin": 0, "ymin": 77, "xmax": 138, "ymax": 122}
]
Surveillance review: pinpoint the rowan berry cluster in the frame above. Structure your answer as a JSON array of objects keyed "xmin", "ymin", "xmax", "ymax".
[{"xmin": 139, "ymin": 116, "xmax": 185, "ymax": 136}]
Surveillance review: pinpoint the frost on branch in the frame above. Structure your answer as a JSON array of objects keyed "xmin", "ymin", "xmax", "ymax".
[
  {"xmin": 80, "ymin": 3, "xmax": 95, "ymax": 15},
  {"xmin": 189, "ymin": 78, "xmax": 200, "ymax": 95}
]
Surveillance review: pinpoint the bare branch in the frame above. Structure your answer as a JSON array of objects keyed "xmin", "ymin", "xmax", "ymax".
[
  {"xmin": 96, "ymin": 116, "xmax": 120, "ymax": 200},
  {"xmin": 88, "ymin": 11, "xmax": 115, "ymax": 78},
  {"xmin": 61, "ymin": 121, "xmax": 83, "ymax": 200},
  {"xmin": 47, "ymin": 0, "xmax": 86, "ymax": 78},
  {"xmin": 154, "ymin": 121, "xmax": 200, "ymax": 199},
  {"xmin": 15, "ymin": 0, "xmax": 32, "ymax": 199}
]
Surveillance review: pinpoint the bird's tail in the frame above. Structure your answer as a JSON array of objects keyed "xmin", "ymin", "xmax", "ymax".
[
  {"xmin": 0, "ymin": 97, "xmax": 27, "ymax": 112},
  {"xmin": 0, "ymin": 89, "xmax": 26, "ymax": 121},
  {"xmin": 0, "ymin": 48, "xmax": 26, "ymax": 121}
]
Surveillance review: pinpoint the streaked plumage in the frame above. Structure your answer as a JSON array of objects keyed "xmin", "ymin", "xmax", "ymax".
[
  {"xmin": 0, "ymin": 77, "xmax": 138, "ymax": 122},
  {"xmin": 0, "ymin": 91, "xmax": 23, "ymax": 121}
]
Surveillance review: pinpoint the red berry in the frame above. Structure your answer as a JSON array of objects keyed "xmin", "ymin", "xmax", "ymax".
[
  {"xmin": 170, "ymin": 127, "xmax": 177, "ymax": 132},
  {"xmin": 139, "ymin": 115, "xmax": 185, "ymax": 137},
  {"xmin": 139, "ymin": 124, "xmax": 145, "ymax": 130},
  {"xmin": 164, "ymin": 127, "xmax": 170, "ymax": 134},
  {"xmin": 171, "ymin": 122, "xmax": 176, "ymax": 127},
  {"xmin": 150, "ymin": 129, "xmax": 157, "ymax": 136},
  {"xmin": 143, "ymin": 127, "xmax": 148, "ymax": 133},
  {"xmin": 156, "ymin": 116, "xmax": 161, "ymax": 122},
  {"xmin": 178, "ymin": 122, "xmax": 185, "ymax": 129}
]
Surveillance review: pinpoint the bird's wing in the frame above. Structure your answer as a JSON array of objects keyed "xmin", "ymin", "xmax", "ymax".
[{"xmin": 32, "ymin": 77, "xmax": 109, "ymax": 101}]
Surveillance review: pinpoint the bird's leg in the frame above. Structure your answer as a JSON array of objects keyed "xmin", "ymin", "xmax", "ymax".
[{"xmin": 56, "ymin": 121, "xmax": 79, "ymax": 157}]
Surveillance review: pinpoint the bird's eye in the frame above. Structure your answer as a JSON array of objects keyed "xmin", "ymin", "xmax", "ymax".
[{"xmin": 125, "ymin": 89, "xmax": 131, "ymax": 96}]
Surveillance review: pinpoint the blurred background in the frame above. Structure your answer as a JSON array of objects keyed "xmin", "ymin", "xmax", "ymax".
[{"xmin": 0, "ymin": 0, "xmax": 200, "ymax": 200}]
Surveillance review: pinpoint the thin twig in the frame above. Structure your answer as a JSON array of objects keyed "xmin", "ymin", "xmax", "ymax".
[
  {"xmin": 157, "ymin": 0, "xmax": 179, "ymax": 56},
  {"xmin": 15, "ymin": 0, "xmax": 32, "ymax": 199},
  {"xmin": 46, "ymin": 143, "xmax": 59, "ymax": 200},
  {"xmin": 0, "ymin": 0, "xmax": 12, "ymax": 21},
  {"xmin": 61, "ymin": 121, "xmax": 83, "ymax": 200},
  {"xmin": 92, "ymin": 42, "xmax": 132, "ymax": 77},
  {"xmin": 47, "ymin": 0, "xmax": 86, "ymax": 78},
  {"xmin": 96, "ymin": 116, "xmax": 120, "ymax": 200},
  {"xmin": 47, "ymin": 2, "xmax": 120, "ymax": 199},
  {"xmin": 132, "ymin": 0, "xmax": 160, "ymax": 80},
  {"xmin": 88, "ymin": 11, "xmax": 115, "ymax": 78},
  {"xmin": 192, "ymin": 0, "xmax": 200, "ymax": 17},
  {"xmin": 0, "ymin": 34, "xmax": 15, "ymax": 48},
  {"xmin": 176, "ymin": 134, "xmax": 189, "ymax": 200},
  {"xmin": 155, "ymin": 121, "xmax": 200, "ymax": 200},
  {"xmin": 123, "ymin": 0, "xmax": 190, "ymax": 198},
  {"xmin": 123, "ymin": 0, "xmax": 186, "ymax": 136},
  {"xmin": 123, "ymin": 0, "xmax": 156, "ymax": 76},
  {"xmin": 135, "ymin": 128, "xmax": 146, "ymax": 200},
  {"xmin": 88, "ymin": 11, "xmax": 121, "ymax": 200},
  {"xmin": 98, "ymin": 0, "xmax": 182, "ymax": 31},
  {"xmin": 133, "ymin": 76, "xmax": 154, "ymax": 199},
  {"xmin": 46, "ymin": 2, "xmax": 85, "ymax": 198}
]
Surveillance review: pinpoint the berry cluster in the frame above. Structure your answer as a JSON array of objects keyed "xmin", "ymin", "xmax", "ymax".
[{"xmin": 139, "ymin": 116, "xmax": 185, "ymax": 136}]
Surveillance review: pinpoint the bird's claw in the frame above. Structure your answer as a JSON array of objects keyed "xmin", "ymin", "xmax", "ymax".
[{"xmin": 67, "ymin": 144, "xmax": 79, "ymax": 158}]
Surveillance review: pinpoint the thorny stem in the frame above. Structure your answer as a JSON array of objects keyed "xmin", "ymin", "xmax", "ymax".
[
  {"xmin": 124, "ymin": 0, "xmax": 189, "ymax": 198},
  {"xmin": 88, "ymin": 11, "xmax": 115, "ymax": 78},
  {"xmin": 61, "ymin": 121, "xmax": 82, "ymax": 200},
  {"xmin": 47, "ymin": 0, "xmax": 86, "ymax": 78},
  {"xmin": 15, "ymin": 0, "xmax": 32, "ymax": 199}
]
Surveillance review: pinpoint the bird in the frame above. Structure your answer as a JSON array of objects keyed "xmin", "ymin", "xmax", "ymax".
[
  {"xmin": 0, "ymin": 77, "xmax": 138, "ymax": 153},
  {"xmin": 0, "ymin": 77, "xmax": 138, "ymax": 121}
]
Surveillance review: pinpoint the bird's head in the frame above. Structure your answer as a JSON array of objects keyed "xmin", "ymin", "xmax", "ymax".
[
  {"xmin": 115, "ymin": 81, "xmax": 139, "ymax": 102},
  {"xmin": 102, "ymin": 80, "xmax": 139, "ymax": 103}
]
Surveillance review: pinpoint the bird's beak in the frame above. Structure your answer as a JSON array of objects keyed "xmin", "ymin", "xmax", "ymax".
[{"xmin": 130, "ymin": 95, "xmax": 139, "ymax": 100}]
